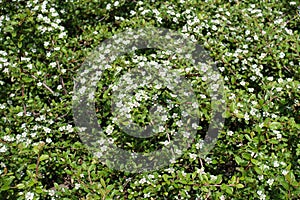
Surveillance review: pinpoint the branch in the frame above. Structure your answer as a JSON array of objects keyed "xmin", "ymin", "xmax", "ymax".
[{"xmin": 31, "ymin": 74, "xmax": 55, "ymax": 95}]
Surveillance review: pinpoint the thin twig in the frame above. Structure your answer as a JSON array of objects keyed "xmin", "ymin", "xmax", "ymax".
[
  {"xmin": 88, "ymin": 169, "xmax": 93, "ymax": 185},
  {"xmin": 35, "ymin": 152, "xmax": 41, "ymax": 182},
  {"xmin": 31, "ymin": 74, "xmax": 55, "ymax": 95},
  {"xmin": 199, "ymin": 157, "xmax": 203, "ymax": 169},
  {"xmin": 21, "ymin": 84, "xmax": 27, "ymax": 115},
  {"xmin": 56, "ymin": 60, "xmax": 67, "ymax": 95}
]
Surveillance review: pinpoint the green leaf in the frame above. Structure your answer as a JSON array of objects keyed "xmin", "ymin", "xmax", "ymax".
[
  {"xmin": 18, "ymin": 41, "xmax": 22, "ymax": 48},
  {"xmin": 107, "ymin": 184, "xmax": 114, "ymax": 191},
  {"xmin": 23, "ymin": 77, "xmax": 33, "ymax": 83},
  {"xmin": 16, "ymin": 183, "xmax": 25, "ymax": 189},
  {"xmin": 27, "ymin": 179, "xmax": 36, "ymax": 187},
  {"xmin": 39, "ymin": 154, "xmax": 49, "ymax": 161},
  {"xmin": 235, "ymin": 184, "xmax": 244, "ymax": 188},
  {"xmin": 0, "ymin": 185, "xmax": 10, "ymax": 191},
  {"xmin": 269, "ymin": 122, "xmax": 282, "ymax": 130},
  {"xmin": 251, "ymin": 159, "xmax": 259, "ymax": 165},
  {"xmin": 279, "ymin": 177, "xmax": 289, "ymax": 190},
  {"xmin": 215, "ymin": 175, "xmax": 222, "ymax": 184},
  {"xmin": 27, "ymin": 164, "xmax": 36, "ymax": 170},
  {"xmin": 245, "ymin": 134, "xmax": 252, "ymax": 141},
  {"xmin": 221, "ymin": 184, "xmax": 233, "ymax": 195},
  {"xmin": 3, "ymin": 26, "xmax": 14, "ymax": 33},
  {"xmin": 100, "ymin": 178, "xmax": 106, "ymax": 188},
  {"xmin": 269, "ymin": 139, "xmax": 279, "ymax": 144},
  {"xmin": 254, "ymin": 166, "xmax": 263, "ymax": 174},
  {"xmin": 286, "ymin": 171, "xmax": 298, "ymax": 187},
  {"xmin": 33, "ymin": 145, "xmax": 40, "ymax": 154},
  {"xmin": 242, "ymin": 153, "xmax": 251, "ymax": 160},
  {"xmin": 235, "ymin": 156, "xmax": 245, "ymax": 166}
]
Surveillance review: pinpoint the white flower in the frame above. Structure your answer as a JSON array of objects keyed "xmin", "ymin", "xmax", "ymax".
[
  {"xmin": 27, "ymin": 64, "xmax": 33, "ymax": 69},
  {"xmin": 25, "ymin": 192, "xmax": 34, "ymax": 200},
  {"xmin": 201, "ymin": 64, "xmax": 208, "ymax": 72},
  {"xmin": 44, "ymin": 127, "xmax": 51, "ymax": 133},
  {"xmin": 148, "ymin": 174, "xmax": 154, "ymax": 179},
  {"xmin": 257, "ymin": 190, "xmax": 266, "ymax": 200},
  {"xmin": 58, "ymin": 32, "xmax": 67, "ymax": 39},
  {"xmin": 144, "ymin": 193, "xmax": 150, "ymax": 198},
  {"xmin": 205, "ymin": 157, "xmax": 212, "ymax": 164},
  {"xmin": 192, "ymin": 102, "xmax": 199, "ymax": 109},
  {"xmin": 161, "ymin": 140, "xmax": 170, "ymax": 146},
  {"xmin": 237, "ymin": 102, "xmax": 243, "ymax": 107},
  {"xmin": 260, "ymin": 194, "xmax": 266, "ymax": 200},
  {"xmin": 161, "ymin": 115, "xmax": 168, "ymax": 122},
  {"xmin": 276, "ymin": 133, "xmax": 282, "ymax": 139},
  {"xmin": 273, "ymin": 161, "xmax": 279, "ymax": 167},
  {"xmin": 279, "ymin": 52, "xmax": 285, "ymax": 58},
  {"xmin": 0, "ymin": 145, "xmax": 7, "ymax": 153},
  {"xmin": 244, "ymin": 113, "xmax": 250, "ymax": 121},
  {"xmin": 245, "ymin": 30, "xmax": 250, "ymax": 35},
  {"xmin": 183, "ymin": 131, "xmax": 190, "ymax": 138},
  {"xmin": 227, "ymin": 131, "xmax": 234, "ymax": 136},
  {"xmin": 170, "ymin": 158, "xmax": 176, "ymax": 164},
  {"xmin": 278, "ymin": 78, "xmax": 284, "ymax": 83},
  {"xmin": 200, "ymin": 94, "xmax": 206, "ymax": 99},
  {"xmin": 189, "ymin": 153, "xmax": 197, "ymax": 160},
  {"xmin": 210, "ymin": 175, "xmax": 217, "ymax": 181},
  {"xmin": 240, "ymin": 80, "xmax": 246, "ymax": 86},
  {"xmin": 176, "ymin": 120, "xmax": 183, "ymax": 127},
  {"xmin": 274, "ymin": 18, "xmax": 283, "ymax": 24},
  {"xmin": 139, "ymin": 177, "xmax": 147, "ymax": 184},
  {"xmin": 195, "ymin": 140, "xmax": 203, "ymax": 149},
  {"xmin": 46, "ymin": 138, "xmax": 52, "ymax": 143},
  {"xmin": 285, "ymin": 28, "xmax": 293, "ymax": 35},
  {"xmin": 248, "ymin": 88, "xmax": 254, "ymax": 92},
  {"xmin": 165, "ymin": 167, "xmax": 175, "ymax": 173},
  {"xmin": 100, "ymin": 144, "xmax": 108, "ymax": 152},
  {"xmin": 196, "ymin": 167, "xmax": 205, "ymax": 174},
  {"xmin": 105, "ymin": 125, "xmax": 114, "ymax": 135},
  {"xmin": 44, "ymin": 41, "xmax": 50, "ymax": 47},
  {"xmin": 47, "ymin": 189, "xmax": 55, "ymax": 196},
  {"xmin": 17, "ymin": 112, "xmax": 23, "ymax": 117},
  {"xmin": 66, "ymin": 124, "xmax": 73, "ymax": 133},
  {"xmin": 253, "ymin": 34, "xmax": 258, "ymax": 40},
  {"xmin": 282, "ymin": 170, "xmax": 288, "ymax": 176},
  {"xmin": 75, "ymin": 183, "xmax": 80, "ymax": 189},
  {"xmin": 3, "ymin": 135, "xmax": 14, "ymax": 142},
  {"xmin": 113, "ymin": 1, "xmax": 119, "ymax": 6},
  {"xmin": 271, "ymin": 113, "xmax": 278, "ymax": 118},
  {"xmin": 289, "ymin": 2, "xmax": 296, "ymax": 5},
  {"xmin": 267, "ymin": 178, "xmax": 274, "ymax": 186},
  {"xmin": 158, "ymin": 126, "xmax": 165, "ymax": 132},
  {"xmin": 192, "ymin": 123, "xmax": 198, "ymax": 129}
]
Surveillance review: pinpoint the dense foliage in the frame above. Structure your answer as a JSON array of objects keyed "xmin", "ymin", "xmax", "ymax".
[{"xmin": 0, "ymin": 0, "xmax": 299, "ymax": 199}]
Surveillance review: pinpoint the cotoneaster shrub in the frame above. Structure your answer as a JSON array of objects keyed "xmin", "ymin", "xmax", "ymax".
[{"xmin": 0, "ymin": 0, "xmax": 299, "ymax": 199}]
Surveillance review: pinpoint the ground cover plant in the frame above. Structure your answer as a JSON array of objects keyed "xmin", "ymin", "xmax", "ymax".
[{"xmin": 0, "ymin": 0, "xmax": 299, "ymax": 199}]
